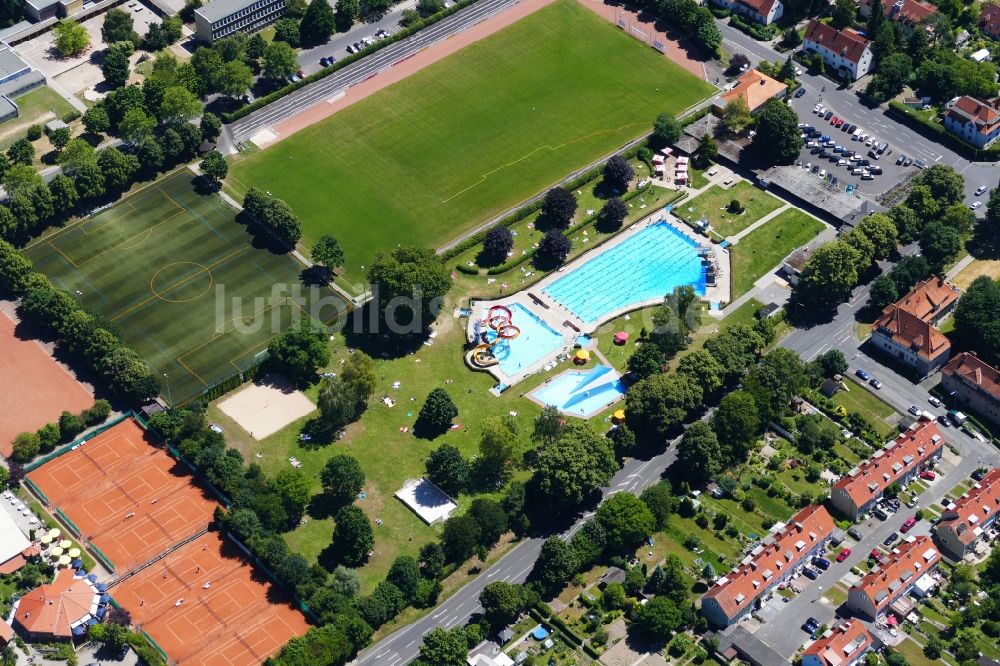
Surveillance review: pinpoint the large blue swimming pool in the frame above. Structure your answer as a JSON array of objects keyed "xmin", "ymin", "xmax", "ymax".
[
  {"xmin": 488, "ymin": 302, "xmax": 564, "ymax": 376},
  {"xmin": 542, "ymin": 221, "xmax": 705, "ymax": 324},
  {"xmin": 531, "ymin": 365, "xmax": 625, "ymax": 418}
]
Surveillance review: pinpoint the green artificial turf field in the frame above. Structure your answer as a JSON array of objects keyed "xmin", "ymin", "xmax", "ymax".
[
  {"xmin": 24, "ymin": 171, "xmax": 349, "ymax": 404},
  {"xmin": 228, "ymin": 0, "xmax": 714, "ymax": 291}
]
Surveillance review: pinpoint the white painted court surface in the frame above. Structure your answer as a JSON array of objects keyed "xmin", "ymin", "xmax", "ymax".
[
  {"xmin": 217, "ymin": 374, "xmax": 317, "ymax": 440},
  {"xmin": 394, "ymin": 478, "xmax": 458, "ymax": 525}
]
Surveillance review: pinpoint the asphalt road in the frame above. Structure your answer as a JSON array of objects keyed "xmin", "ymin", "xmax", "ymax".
[
  {"xmin": 717, "ymin": 23, "xmax": 997, "ymax": 207},
  {"xmin": 350, "ymin": 439, "xmax": 683, "ymax": 665},
  {"xmin": 296, "ymin": 2, "xmax": 417, "ymax": 76},
  {"xmin": 225, "ymin": 0, "xmax": 518, "ymax": 147}
]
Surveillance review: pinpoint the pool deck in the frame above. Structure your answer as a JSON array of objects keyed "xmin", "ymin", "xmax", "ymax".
[{"xmin": 465, "ymin": 209, "xmax": 731, "ymax": 388}]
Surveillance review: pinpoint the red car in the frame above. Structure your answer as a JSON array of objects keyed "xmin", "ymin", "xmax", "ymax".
[
  {"xmin": 830, "ymin": 116, "xmax": 839, "ymax": 125},
  {"xmin": 836, "ymin": 548, "xmax": 852, "ymax": 562},
  {"xmin": 901, "ymin": 516, "xmax": 917, "ymax": 533},
  {"xmin": 834, "ymin": 118, "xmax": 844, "ymax": 128},
  {"xmin": 919, "ymin": 470, "xmax": 936, "ymax": 481},
  {"xmin": 869, "ymin": 548, "xmax": 880, "ymax": 560}
]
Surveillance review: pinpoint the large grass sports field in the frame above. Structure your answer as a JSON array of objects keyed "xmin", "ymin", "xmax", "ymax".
[
  {"xmin": 228, "ymin": 0, "xmax": 714, "ymax": 290},
  {"xmin": 24, "ymin": 171, "xmax": 348, "ymax": 404}
]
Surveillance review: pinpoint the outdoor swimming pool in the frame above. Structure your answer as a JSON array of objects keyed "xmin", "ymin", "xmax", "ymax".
[
  {"xmin": 542, "ymin": 221, "xmax": 705, "ymax": 324},
  {"xmin": 530, "ymin": 365, "xmax": 625, "ymax": 418},
  {"xmin": 488, "ymin": 302, "xmax": 564, "ymax": 376}
]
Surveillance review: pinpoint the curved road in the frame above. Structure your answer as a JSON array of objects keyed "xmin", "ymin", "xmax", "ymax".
[{"xmin": 225, "ymin": 0, "xmax": 518, "ymax": 148}]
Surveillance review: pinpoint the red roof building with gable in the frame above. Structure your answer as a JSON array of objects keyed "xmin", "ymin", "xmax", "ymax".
[
  {"xmin": 941, "ymin": 352, "xmax": 1000, "ymax": 427},
  {"xmin": 870, "ymin": 277, "xmax": 959, "ymax": 377},
  {"xmin": 846, "ymin": 536, "xmax": 939, "ymax": 619},
  {"xmin": 934, "ymin": 467, "xmax": 1000, "ymax": 558},
  {"xmin": 801, "ymin": 619, "xmax": 875, "ymax": 666},
  {"xmin": 803, "ymin": 20, "xmax": 874, "ymax": 81}
]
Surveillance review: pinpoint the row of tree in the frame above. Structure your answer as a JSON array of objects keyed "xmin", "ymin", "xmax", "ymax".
[{"xmin": 10, "ymin": 401, "xmax": 111, "ymax": 463}]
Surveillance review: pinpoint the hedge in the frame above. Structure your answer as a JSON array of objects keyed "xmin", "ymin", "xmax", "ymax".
[
  {"xmin": 886, "ymin": 101, "xmax": 1000, "ymax": 161},
  {"xmin": 728, "ymin": 14, "xmax": 776, "ymax": 41},
  {"xmin": 223, "ymin": 0, "xmax": 482, "ymax": 124}
]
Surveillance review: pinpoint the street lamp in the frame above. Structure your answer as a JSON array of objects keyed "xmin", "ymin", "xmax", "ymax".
[{"xmin": 163, "ymin": 373, "xmax": 172, "ymax": 406}]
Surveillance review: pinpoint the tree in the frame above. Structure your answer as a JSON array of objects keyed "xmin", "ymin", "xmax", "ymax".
[
  {"xmin": 529, "ymin": 423, "xmax": 617, "ymax": 511},
  {"xmin": 419, "ymin": 542, "xmax": 445, "ymax": 579},
  {"xmin": 796, "ymin": 413, "xmax": 841, "ymax": 454},
  {"xmin": 940, "ymin": 203, "xmax": 975, "ymax": 236},
  {"xmin": 425, "ymin": 444, "xmax": 469, "ymax": 495},
  {"xmin": 477, "ymin": 226, "xmax": 513, "ymax": 265},
  {"xmin": 540, "ymin": 187, "xmax": 576, "ymax": 229},
  {"xmin": 335, "ymin": 0, "xmax": 360, "ymax": 31},
  {"xmin": 321, "ymin": 454, "xmax": 365, "ymax": 506},
  {"xmin": 468, "ymin": 498, "xmax": 508, "ymax": 546},
  {"xmin": 387, "ymin": 556, "xmax": 421, "ymax": 601},
  {"xmin": 676, "ymin": 420, "xmax": 723, "ymax": 485},
  {"xmin": 331, "ymin": 505, "xmax": 374, "ymax": 567},
  {"xmin": 6, "ymin": 138, "xmax": 32, "ymax": 166},
  {"xmin": 11, "ymin": 432, "xmax": 40, "ymax": 462},
  {"xmin": 596, "ymin": 493, "xmax": 654, "ymax": 552},
  {"xmin": 478, "ymin": 416, "xmax": 520, "ymax": 483},
  {"xmin": 855, "ymin": 213, "xmax": 898, "ymax": 260},
  {"xmin": 102, "ymin": 8, "xmax": 137, "ymax": 45},
  {"xmin": 264, "ymin": 41, "xmax": 298, "ymax": 79},
  {"xmin": 952, "ymin": 275, "xmax": 1000, "ymax": 361},
  {"xmin": 266, "ymin": 318, "xmax": 330, "ymax": 383},
  {"xmin": 640, "ymin": 481, "xmax": 676, "ymax": 531},
  {"xmin": 865, "ymin": 52, "xmax": 912, "ymax": 102},
  {"xmin": 96, "ymin": 146, "xmax": 139, "ymax": 192},
  {"xmin": 417, "ymin": 387, "xmax": 458, "ymax": 437},
  {"xmin": 816, "ymin": 349, "xmax": 848, "ymax": 377},
  {"xmin": 367, "ymin": 246, "xmax": 451, "ymax": 331},
  {"xmin": 598, "ymin": 197, "xmax": 628, "ymax": 232},
  {"xmin": 868, "ymin": 274, "xmax": 899, "ymax": 312},
  {"xmin": 751, "ymin": 99, "xmax": 802, "ymax": 165},
  {"xmin": 536, "ymin": 229, "xmax": 571, "ymax": 267},
  {"xmin": 53, "ymin": 19, "xmax": 90, "ymax": 57},
  {"xmin": 570, "ymin": 519, "xmax": 607, "ymax": 567},
  {"xmin": 889, "ymin": 204, "xmax": 922, "ymax": 243},
  {"xmin": 101, "ymin": 43, "xmax": 131, "ymax": 89},
  {"xmin": 722, "ymin": 97, "xmax": 753, "ymax": 135},
  {"xmin": 300, "ymin": 0, "xmax": 336, "ymax": 45},
  {"xmin": 48, "ymin": 126, "xmax": 71, "ymax": 150},
  {"xmin": 159, "ymin": 86, "xmax": 202, "ymax": 123},
  {"xmin": 653, "ymin": 112, "xmax": 681, "ymax": 144},
  {"xmin": 532, "ymin": 405, "xmax": 563, "ymax": 446},
  {"xmin": 135, "ymin": 135, "xmax": 163, "ymax": 173},
  {"xmin": 273, "ymin": 17, "xmax": 302, "ymax": 47},
  {"xmin": 218, "ymin": 60, "xmax": 253, "ymax": 98},
  {"xmin": 627, "ymin": 343, "xmax": 664, "ymax": 380},
  {"xmin": 625, "ymin": 372, "xmax": 702, "ymax": 441},
  {"xmin": 441, "ymin": 515, "xmax": 480, "ymax": 562},
  {"xmin": 312, "ymin": 234, "xmax": 344, "ymax": 275},
  {"xmin": 479, "ymin": 582, "xmax": 526, "ymax": 623},
  {"xmin": 713, "ymin": 390, "xmax": 761, "ymax": 462},
  {"xmin": 985, "ymin": 186, "xmax": 1000, "ymax": 235},
  {"xmin": 603, "ymin": 154, "xmax": 634, "ymax": 191},
  {"xmin": 48, "ymin": 174, "xmax": 78, "ymax": 217},
  {"xmin": 200, "ymin": 150, "xmax": 227, "ymax": 186},
  {"xmin": 83, "ymin": 104, "xmax": 110, "ymax": 135},
  {"xmin": 793, "ymin": 240, "xmax": 862, "ymax": 308},
  {"xmin": 242, "ymin": 190, "xmax": 301, "ymax": 248},
  {"xmin": 905, "ymin": 184, "xmax": 939, "ymax": 220},
  {"xmin": 73, "ymin": 163, "xmax": 105, "ymax": 200},
  {"xmin": 920, "ymin": 221, "xmax": 963, "ymax": 273},
  {"xmin": 726, "ymin": 53, "xmax": 750, "ymax": 75},
  {"xmin": 200, "ymin": 112, "xmax": 222, "ymax": 142},
  {"xmin": 637, "ymin": 596, "xmax": 682, "ymax": 641},
  {"xmin": 831, "ymin": 0, "xmax": 856, "ymax": 28},
  {"xmin": 532, "ymin": 536, "xmax": 578, "ymax": 590},
  {"xmin": 919, "ymin": 164, "xmax": 964, "ymax": 206},
  {"xmin": 118, "ymin": 107, "xmax": 155, "ymax": 144},
  {"xmin": 677, "ymin": 349, "xmax": 724, "ymax": 393},
  {"xmin": 418, "ymin": 627, "xmax": 468, "ymax": 666}
]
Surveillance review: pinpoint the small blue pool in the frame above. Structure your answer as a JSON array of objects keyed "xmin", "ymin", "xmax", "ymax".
[
  {"xmin": 486, "ymin": 302, "xmax": 563, "ymax": 376},
  {"xmin": 531, "ymin": 365, "xmax": 625, "ymax": 418},
  {"xmin": 542, "ymin": 221, "xmax": 706, "ymax": 325}
]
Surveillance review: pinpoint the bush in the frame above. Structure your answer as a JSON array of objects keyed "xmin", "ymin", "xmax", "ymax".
[
  {"xmin": 727, "ymin": 199, "xmax": 744, "ymax": 214},
  {"xmin": 11, "ymin": 432, "xmax": 40, "ymax": 462},
  {"xmin": 84, "ymin": 399, "xmax": 112, "ymax": 425},
  {"xmin": 27, "ymin": 125, "xmax": 42, "ymax": 141}
]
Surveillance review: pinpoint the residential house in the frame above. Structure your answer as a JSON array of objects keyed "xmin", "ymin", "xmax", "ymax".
[
  {"xmin": 870, "ymin": 276, "xmax": 960, "ymax": 377},
  {"xmin": 830, "ymin": 418, "xmax": 945, "ymax": 520},
  {"xmin": 944, "ymin": 96, "xmax": 1000, "ymax": 149},
  {"xmin": 934, "ymin": 468, "xmax": 1000, "ymax": 559},
  {"xmin": 846, "ymin": 536, "xmax": 940, "ymax": 619},
  {"xmin": 715, "ymin": 69, "xmax": 788, "ymax": 115},
  {"xmin": 801, "ymin": 619, "xmax": 875, "ymax": 666},
  {"xmin": 803, "ymin": 20, "xmax": 874, "ymax": 81},
  {"xmin": 701, "ymin": 505, "xmax": 835, "ymax": 627},
  {"xmin": 941, "ymin": 352, "xmax": 1000, "ymax": 426},
  {"xmin": 194, "ymin": 0, "xmax": 288, "ymax": 43},
  {"xmin": 860, "ymin": 0, "xmax": 937, "ymax": 35},
  {"xmin": 11, "ymin": 568, "xmax": 100, "ymax": 641},
  {"xmin": 711, "ymin": 0, "xmax": 784, "ymax": 24},
  {"xmin": 979, "ymin": 2, "xmax": 1000, "ymax": 40}
]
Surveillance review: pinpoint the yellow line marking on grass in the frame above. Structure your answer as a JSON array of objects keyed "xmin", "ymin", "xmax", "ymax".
[
  {"xmin": 175, "ymin": 355, "xmax": 208, "ymax": 387},
  {"xmin": 440, "ymin": 121, "xmax": 647, "ymax": 203},
  {"xmin": 52, "ymin": 210, "xmax": 186, "ymax": 268},
  {"xmin": 178, "ymin": 298, "xmax": 296, "ymax": 374},
  {"xmin": 80, "ymin": 200, "xmax": 138, "ymax": 235}
]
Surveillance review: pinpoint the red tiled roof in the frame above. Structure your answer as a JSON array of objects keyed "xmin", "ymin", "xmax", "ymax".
[
  {"xmin": 13, "ymin": 569, "xmax": 96, "ymax": 639},
  {"xmin": 981, "ymin": 2, "xmax": 1000, "ymax": 37},
  {"xmin": 0, "ymin": 621, "xmax": 12, "ymax": 646},
  {"xmin": 862, "ymin": 0, "xmax": 937, "ymax": 25},
  {"xmin": 946, "ymin": 96, "xmax": 1000, "ymax": 136},
  {"xmin": 872, "ymin": 307, "xmax": 950, "ymax": 361},
  {"xmin": 804, "ymin": 20, "xmax": 871, "ymax": 64},
  {"xmin": 802, "ymin": 619, "xmax": 873, "ymax": 666},
  {"xmin": 894, "ymin": 277, "xmax": 960, "ymax": 323},
  {"xmin": 833, "ymin": 419, "xmax": 944, "ymax": 510},
  {"xmin": 721, "ymin": 69, "xmax": 788, "ymax": 113},
  {"xmin": 735, "ymin": 0, "xmax": 778, "ymax": 17},
  {"xmin": 942, "ymin": 352, "xmax": 1000, "ymax": 401},
  {"xmin": 703, "ymin": 505, "xmax": 835, "ymax": 620},
  {"xmin": 850, "ymin": 536, "xmax": 939, "ymax": 611},
  {"xmin": 936, "ymin": 468, "xmax": 1000, "ymax": 546},
  {"xmin": 0, "ymin": 555, "xmax": 26, "ymax": 575}
]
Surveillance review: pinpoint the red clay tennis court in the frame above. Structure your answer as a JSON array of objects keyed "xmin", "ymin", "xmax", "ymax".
[
  {"xmin": 27, "ymin": 419, "xmax": 217, "ymax": 572},
  {"xmin": 0, "ymin": 311, "xmax": 93, "ymax": 457},
  {"xmin": 114, "ymin": 532, "xmax": 310, "ymax": 666}
]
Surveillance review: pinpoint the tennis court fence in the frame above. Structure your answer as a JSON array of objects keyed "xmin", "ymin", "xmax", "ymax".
[{"xmin": 24, "ymin": 412, "xmax": 134, "ymax": 472}]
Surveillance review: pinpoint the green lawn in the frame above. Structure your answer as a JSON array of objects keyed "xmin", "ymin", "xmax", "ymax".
[
  {"xmin": 0, "ymin": 86, "xmax": 76, "ymax": 149},
  {"xmin": 730, "ymin": 209, "xmax": 825, "ymax": 297},
  {"xmin": 677, "ymin": 182, "xmax": 783, "ymax": 238},
  {"xmin": 833, "ymin": 379, "xmax": 898, "ymax": 439},
  {"xmin": 23, "ymin": 170, "xmax": 349, "ymax": 404},
  {"xmin": 227, "ymin": 0, "xmax": 713, "ymax": 291}
]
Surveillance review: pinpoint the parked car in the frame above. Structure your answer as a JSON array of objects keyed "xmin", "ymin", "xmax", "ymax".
[
  {"xmin": 903, "ymin": 157, "xmax": 913, "ymax": 166},
  {"xmin": 884, "ymin": 532, "xmax": 900, "ymax": 545},
  {"xmin": 901, "ymin": 517, "xmax": 917, "ymax": 533},
  {"xmin": 874, "ymin": 507, "xmax": 889, "ymax": 520},
  {"xmin": 848, "ymin": 527, "xmax": 863, "ymax": 540},
  {"xmin": 908, "ymin": 404, "xmax": 921, "ymax": 415},
  {"xmin": 824, "ymin": 110, "xmax": 833, "ymax": 120},
  {"xmin": 896, "ymin": 154, "xmax": 906, "ymax": 165},
  {"xmin": 795, "ymin": 87, "xmax": 806, "ymax": 98},
  {"xmin": 928, "ymin": 396, "xmax": 942, "ymax": 407},
  {"xmin": 803, "ymin": 567, "xmax": 819, "ymax": 580},
  {"xmin": 971, "ymin": 201, "xmax": 982, "ymax": 210},
  {"xmin": 856, "ymin": 369, "xmax": 870, "ymax": 381},
  {"xmin": 812, "ymin": 556, "xmax": 831, "ymax": 570},
  {"xmin": 938, "ymin": 414, "xmax": 951, "ymax": 427},
  {"xmin": 819, "ymin": 169, "xmax": 827, "ymax": 178},
  {"xmin": 870, "ymin": 166, "xmax": 883, "ymax": 175},
  {"xmin": 831, "ymin": 116, "xmax": 839, "ymax": 125},
  {"xmin": 802, "ymin": 617, "xmax": 819, "ymax": 634},
  {"xmin": 869, "ymin": 548, "xmax": 881, "ymax": 560},
  {"xmin": 870, "ymin": 378, "xmax": 883, "ymax": 389},
  {"xmin": 915, "ymin": 159, "xmax": 927, "ymax": 169},
  {"xmin": 919, "ymin": 470, "xmax": 936, "ymax": 481},
  {"xmin": 973, "ymin": 469, "xmax": 987, "ymax": 481},
  {"xmin": 836, "ymin": 548, "xmax": 852, "ymax": 562},
  {"xmin": 861, "ymin": 173, "xmax": 874, "ymax": 180},
  {"xmin": 976, "ymin": 185, "xmax": 988, "ymax": 196}
]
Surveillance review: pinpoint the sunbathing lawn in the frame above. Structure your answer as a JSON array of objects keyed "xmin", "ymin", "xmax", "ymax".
[
  {"xmin": 834, "ymin": 378, "xmax": 898, "ymax": 439},
  {"xmin": 677, "ymin": 181, "xmax": 783, "ymax": 238},
  {"xmin": 730, "ymin": 209, "xmax": 825, "ymax": 297}
]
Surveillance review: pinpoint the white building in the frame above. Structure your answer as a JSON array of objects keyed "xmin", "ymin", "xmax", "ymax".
[{"xmin": 803, "ymin": 19, "xmax": 874, "ymax": 81}]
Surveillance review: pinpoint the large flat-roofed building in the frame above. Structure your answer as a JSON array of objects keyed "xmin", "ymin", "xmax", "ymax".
[
  {"xmin": 830, "ymin": 418, "xmax": 944, "ymax": 520},
  {"xmin": 194, "ymin": 0, "xmax": 288, "ymax": 43},
  {"xmin": 701, "ymin": 505, "xmax": 835, "ymax": 627},
  {"xmin": 846, "ymin": 536, "xmax": 940, "ymax": 619},
  {"xmin": 934, "ymin": 468, "xmax": 1000, "ymax": 559},
  {"xmin": 941, "ymin": 352, "xmax": 1000, "ymax": 426},
  {"xmin": 0, "ymin": 47, "xmax": 44, "ymax": 122},
  {"xmin": 870, "ymin": 276, "xmax": 960, "ymax": 377},
  {"xmin": 801, "ymin": 619, "xmax": 875, "ymax": 666},
  {"xmin": 23, "ymin": 0, "xmax": 83, "ymax": 22}
]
